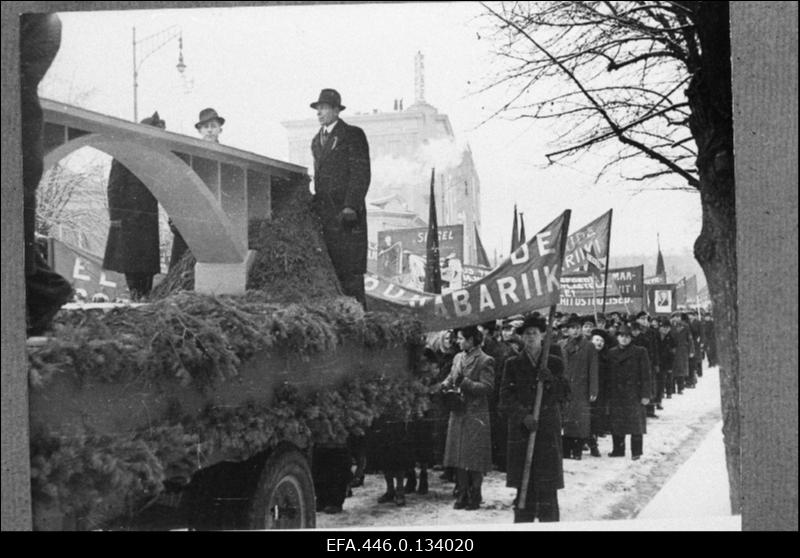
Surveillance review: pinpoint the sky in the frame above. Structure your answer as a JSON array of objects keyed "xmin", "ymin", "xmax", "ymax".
[{"xmin": 40, "ymin": 2, "xmax": 704, "ymax": 277}]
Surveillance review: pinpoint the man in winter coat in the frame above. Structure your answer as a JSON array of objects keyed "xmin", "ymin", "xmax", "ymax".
[
  {"xmin": 688, "ymin": 311, "xmax": 704, "ymax": 384},
  {"xmin": 631, "ymin": 315, "xmax": 661, "ymax": 417},
  {"xmin": 499, "ymin": 315, "xmax": 569, "ymax": 522},
  {"xmin": 670, "ymin": 313, "xmax": 695, "ymax": 394},
  {"xmin": 440, "ymin": 326, "xmax": 495, "ymax": 510},
  {"xmin": 561, "ymin": 315, "xmax": 599, "ymax": 460},
  {"xmin": 168, "ymin": 107, "xmax": 227, "ymax": 271},
  {"xmin": 480, "ymin": 320, "xmax": 515, "ymax": 472},
  {"xmin": 309, "ymin": 89, "xmax": 370, "ymax": 308},
  {"xmin": 656, "ymin": 318, "xmax": 677, "ymax": 398},
  {"xmin": 702, "ymin": 312, "xmax": 718, "ymax": 367},
  {"xmin": 607, "ymin": 323, "xmax": 652, "ymax": 460},
  {"xmin": 102, "ymin": 112, "xmax": 165, "ymax": 300}
]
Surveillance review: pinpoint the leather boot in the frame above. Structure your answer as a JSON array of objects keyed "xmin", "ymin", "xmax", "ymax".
[{"xmin": 404, "ymin": 469, "xmax": 417, "ymax": 494}]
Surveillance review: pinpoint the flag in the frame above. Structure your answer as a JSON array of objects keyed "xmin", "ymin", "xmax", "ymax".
[
  {"xmin": 584, "ymin": 242, "xmax": 605, "ymax": 283},
  {"xmin": 366, "ymin": 210, "xmax": 572, "ymax": 331},
  {"xmin": 474, "ymin": 224, "xmax": 491, "ymax": 268},
  {"xmin": 655, "ymin": 233, "xmax": 666, "ymax": 281},
  {"xmin": 518, "ymin": 211, "xmax": 527, "ymax": 248},
  {"xmin": 563, "ymin": 209, "xmax": 612, "ymax": 274},
  {"xmin": 511, "ymin": 204, "xmax": 520, "ymax": 252},
  {"xmin": 424, "ymin": 168, "xmax": 442, "ymax": 294}
]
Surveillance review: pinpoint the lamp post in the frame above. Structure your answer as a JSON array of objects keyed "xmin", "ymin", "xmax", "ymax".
[{"xmin": 132, "ymin": 25, "xmax": 186, "ymax": 122}]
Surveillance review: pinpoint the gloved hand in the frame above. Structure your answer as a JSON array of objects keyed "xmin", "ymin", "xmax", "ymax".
[
  {"xmin": 340, "ymin": 207, "xmax": 358, "ymax": 224},
  {"xmin": 538, "ymin": 366, "xmax": 554, "ymax": 383},
  {"xmin": 522, "ymin": 414, "xmax": 538, "ymax": 432}
]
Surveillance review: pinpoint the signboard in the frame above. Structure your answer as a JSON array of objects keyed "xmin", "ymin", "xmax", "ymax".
[
  {"xmin": 558, "ymin": 265, "xmax": 645, "ymax": 314},
  {"xmin": 49, "ymin": 237, "xmax": 130, "ymax": 300},
  {"xmin": 366, "ymin": 211, "xmax": 570, "ymax": 331},
  {"xmin": 645, "ymin": 283, "xmax": 677, "ymax": 315},
  {"xmin": 376, "ymin": 225, "xmax": 463, "ymax": 273}
]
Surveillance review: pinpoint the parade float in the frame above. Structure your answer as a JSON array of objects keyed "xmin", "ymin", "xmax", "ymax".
[{"xmin": 27, "ymin": 176, "xmax": 428, "ymax": 531}]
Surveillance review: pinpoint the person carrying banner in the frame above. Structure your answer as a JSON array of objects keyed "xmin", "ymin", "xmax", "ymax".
[
  {"xmin": 500, "ymin": 315, "xmax": 568, "ymax": 522},
  {"xmin": 561, "ymin": 315, "xmax": 599, "ymax": 460}
]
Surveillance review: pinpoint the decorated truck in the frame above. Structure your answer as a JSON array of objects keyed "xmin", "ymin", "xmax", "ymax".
[{"xmin": 27, "ymin": 178, "xmax": 429, "ymax": 531}]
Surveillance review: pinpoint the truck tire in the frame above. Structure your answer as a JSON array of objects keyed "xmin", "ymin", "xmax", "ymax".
[{"xmin": 245, "ymin": 445, "xmax": 316, "ymax": 529}]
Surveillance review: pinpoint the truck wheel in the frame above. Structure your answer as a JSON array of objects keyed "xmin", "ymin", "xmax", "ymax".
[{"xmin": 246, "ymin": 445, "xmax": 316, "ymax": 529}]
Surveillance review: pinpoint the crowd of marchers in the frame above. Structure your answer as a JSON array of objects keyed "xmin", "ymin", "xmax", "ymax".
[{"xmin": 313, "ymin": 308, "xmax": 717, "ymax": 524}]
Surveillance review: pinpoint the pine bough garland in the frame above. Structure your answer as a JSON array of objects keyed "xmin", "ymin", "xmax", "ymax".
[{"xmin": 28, "ymin": 291, "xmax": 429, "ymax": 528}]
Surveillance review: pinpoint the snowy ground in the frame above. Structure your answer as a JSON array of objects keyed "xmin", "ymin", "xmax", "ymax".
[{"xmin": 317, "ymin": 363, "xmax": 734, "ymax": 531}]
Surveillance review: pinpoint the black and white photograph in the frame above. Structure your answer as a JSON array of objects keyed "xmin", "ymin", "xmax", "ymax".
[{"xmin": 2, "ymin": 1, "xmax": 797, "ymax": 534}]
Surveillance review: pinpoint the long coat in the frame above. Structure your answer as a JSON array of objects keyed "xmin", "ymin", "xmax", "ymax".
[
  {"xmin": 311, "ymin": 119, "xmax": 371, "ymax": 279},
  {"xmin": 607, "ymin": 344, "xmax": 652, "ymax": 435},
  {"xmin": 561, "ymin": 336, "xmax": 599, "ymax": 438},
  {"xmin": 656, "ymin": 330, "xmax": 676, "ymax": 372},
  {"xmin": 102, "ymin": 157, "xmax": 160, "ymax": 275},
  {"xmin": 671, "ymin": 324, "xmax": 694, "ymax": 378},
  {"xmin": 499, "ymin": 345, "xmax": 568, "ymax": 492},
  {"xmin": 442, "ymin": 348, "xmax": 495, "ymax": 473},
  {"xmin": 590, "ymin": 347, "xmax": 610, "ymax": 435}
]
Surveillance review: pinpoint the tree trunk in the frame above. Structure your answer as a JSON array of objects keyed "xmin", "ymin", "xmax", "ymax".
[{"xmin": 684, "ymin": 1, "xmax": 741, "ymax": 514}]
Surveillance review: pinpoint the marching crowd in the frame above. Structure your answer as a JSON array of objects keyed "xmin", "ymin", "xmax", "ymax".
[{"xmin": 314, "ymin": 308, "xmax": 717, "ymax": 524}]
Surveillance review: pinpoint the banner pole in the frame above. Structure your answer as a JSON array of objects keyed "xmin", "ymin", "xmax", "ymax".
[
  {"xmin": 517, "ymin": 209, "xmax": 570, "ymax": 513},
  {"xmin": 600, "ymin": 209, "xmax": 613, "ymax": 315},
  {"xmin": 592, "ymin": 275, "xmax": 598, "ymax": 322}
]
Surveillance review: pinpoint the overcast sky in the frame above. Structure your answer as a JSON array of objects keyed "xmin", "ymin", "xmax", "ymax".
[{"xmin": 40, "ymin": 2, "xmax": 703, "ymax": 268}]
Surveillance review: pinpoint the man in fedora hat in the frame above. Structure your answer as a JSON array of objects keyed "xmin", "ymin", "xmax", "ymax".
[
  {"xmin": 309, "ymin": 88, "xmax": 371, "ymax": 308},
  {"xmin": 195, "ymin": 107, "xmax": 225, "ymax": 143},
  {"xmin": 168, "ymin": 107, "xmax": 227, "ymax": 270},
  {"xmin": 499, "ymin": 315, "xmax": 568, "ymax": 522}
]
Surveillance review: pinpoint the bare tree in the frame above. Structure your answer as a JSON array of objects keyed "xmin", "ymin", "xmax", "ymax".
[{"xmin": 480, "ymin": 1, "xmax": 739, "ymax": 512}]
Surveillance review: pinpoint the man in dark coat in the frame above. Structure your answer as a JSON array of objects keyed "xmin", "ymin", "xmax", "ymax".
[
  {"xmin": 632, "ymin": 314, "xmax": 661, "ymax": 417},
  {"xmin": 20, "ymin": 13, "xmax": 73, "ymax": 335},
  {"xmin": 561, "ymin": 315, "xmax": 599, "ymax": 460},
  {"xmin": 656, "ymin": 318, "xmax": 677, "ymax": 398},
  {"xmin": 688, "ymin": 311, "xmax": 704, "ymax": 383},
  {"xmin": 500, "ymin": 315, "xmax": 569, "ymax": 522},
  {"xmin": 670, "ymin": 313, "xmax": 695, "ymax": 394},
  {"xmin": 309, "ymin": 89, "xmax": 370, "ymax": 308},
  {"xmin": 480, "ymin": 320, "xmax": 515, "ymax": 472},
  {"xmin": 607, "ymin": 323, "xmax": 652, "ymax": 460},
  {"xmin": 102, "ymin": 112, "xmax": 165, "ymax": 300},
  {"xmin": 702, "ymin": 312, "xmax": 718, "ymax": 367}
]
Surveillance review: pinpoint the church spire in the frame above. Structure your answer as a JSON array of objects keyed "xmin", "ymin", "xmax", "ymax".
[{"xmin": 414, "ymin": 51, "xmax": 425, "ymax": 104}]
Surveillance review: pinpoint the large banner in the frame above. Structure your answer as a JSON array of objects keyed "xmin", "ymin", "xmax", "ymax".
[
  {"xmin": 49, "ymin": 238, "xmax": 130, "ymax": 300},
  {"xmin": 559, "ymin": 265, "xmax": 645, "ymax": 314},
  {"xmin": 563, "ymin": 209, "xmax": 612, "ymax": 274},
  {"xmin": 366, "ymin": 211, "xmax": 571, "ymax": 331}
]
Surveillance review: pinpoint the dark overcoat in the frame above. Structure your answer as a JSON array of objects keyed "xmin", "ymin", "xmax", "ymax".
[
  {"xmin": 656, "ymin": 330, "xmax": 676, "ymax": 372},
  {"xmin": 607, "ymin": 344, "xmax": 652, "ymax": 435},
  {"xmin": 102, "ymin": 155, "xmax": 160, "ymax": 274},
  {"xmin": 499, "ymin": 345, "xmax": 568, "ymax": 492},
  {"xmin": 590, "ymin": 347, "xmax": 610, "ymax": 435},
  {"xmin": 562, "ymin": 336, "xmax": 599, "ymax": 438},
  {"xmin": 311, "ymin": 119, "xmax": 371, "ymax": 278},
  {"xmin": 671, "ymin": 324, "xmax": 694, "ymax": 378},
  {"xmin": 442, "ymin": 348, "xmax": 495, "ymax": 473}
]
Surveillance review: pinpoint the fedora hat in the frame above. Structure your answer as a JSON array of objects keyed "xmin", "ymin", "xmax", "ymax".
[
  {"xmin": 195, "ymin": 108, "xmax": 225, "ymax": 130},
  {"xmin": 310, "ymin": 88, "xmax": 346, "ymax": 111},
  {"xmin": 515, "ymin": 315, "xmax": 547, "ymax": 336}
]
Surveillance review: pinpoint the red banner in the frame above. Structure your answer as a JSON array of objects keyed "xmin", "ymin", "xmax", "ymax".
[
  {"xmin": 563, "ymin": 209, "xmax": 612, "ymax": 274},
  {"xmin": 366, "ymin": 211, "xmax": 571, "ymax": 331}
]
